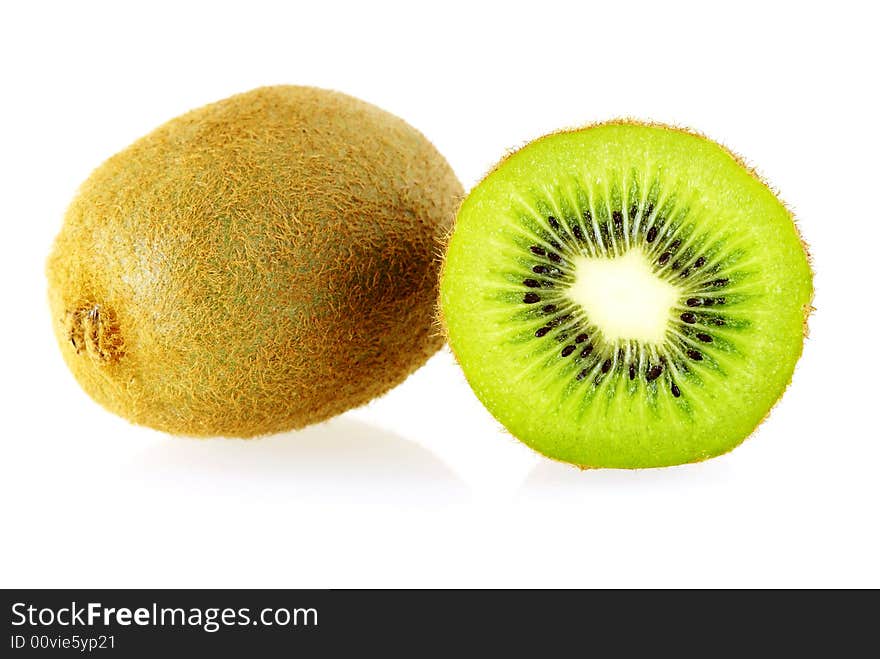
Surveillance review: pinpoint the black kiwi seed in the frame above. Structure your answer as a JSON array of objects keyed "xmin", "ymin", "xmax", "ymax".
[
  {"xmin": 530, "ymin": 245, "xmax": 546, "ymax": 256},
  {"xmin": 680, "ymin": 312, "xmax": 697, "ymax": 324},
  {"xmin": 575, "ymin": 333, "xmax": 588, "ymax": 343},
  {"xmin": 561, "ymin": 345, "xmax": 575, "ymax": 357},
  {"xmin": 629, "ymin": 364, "xmax": 636, "ymax": 380},
  {"xmin": 687, "ymin": 349, "xmax": 703, "ymax": 361},
  {"xmin": 694, "ymin": 256, "xmax": 706, "ymax": 268},
  {"xmin": 703, "ymin": 298, "xmax": 714, "ymax": 307},
  {"xmin": 686, "ymin": 298, "xmax": 701, "ymax": 307},
  {"xmin": 572, "ymin": 224, "xmax": 584, "ymax": 240},
  {"xmin": 658, "ymin": 252, "xmax": 671, "ymax": 265},
  {"xmin": 580, "ymin": 345, "xmax": 593, "ymax": 358},
  {"xmin": 696, "ymin": 332, "xmax": 713, "ymax": 343},
  {"xmin": 629, "ymin": 205, "xmax": 638, "ymax": 218},
  {"xmin": 542, "ymin": 304, "xmax": 557, "ymax": 313},
  {"xmin": 646, "ymin": 364, "xmax": 663, "ymax": 382},
  {"xmin": 646, "ymin": 226, "xmax": 658, "ymax": 243},
  {"xmin": 709, "ymin": 278, "xmax": 729, "ymax": 287},
  {"xmin": 548, "ymin": 216, "xmax": 560, "ymax": 230},
  {"xmin": 601, "ymin": 358, "xmax": 612, "ymax": 373},
  {"xmin": 533, "ymin": 265, "xmax": 549, "ymax": 274},
  {"xmin": 548, "ymin": 252, "xmax": 561, "ymax": 263},
  {"xmin": 671, "ymin": 382, "xmax": 681, "ymax": 398},
  {"xmin": 669, "ymin": 239, "xmax": 681, "ymax": 251},
  {"xmin": 535, "ymin": 326, "xmax": 551, "ymax": 337},
  {"xmin": 523, "ymin": 278, "xmax": 540, "ymax": 288},
  {"xmin": 576, "ymin": 369, "xmax": 589, "ymax": 381},
  {"xmin": 712, "ymin": 318, "xmax": 726, "ymax": 326},
  {"xmin": 523, "ymin": 293, "xmax": 540, "ymax": 304}
]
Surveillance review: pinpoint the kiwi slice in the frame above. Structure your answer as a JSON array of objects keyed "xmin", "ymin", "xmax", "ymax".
[{"xmin": 440, "ymin": 122, "xmax": 813, "ymax": 468}]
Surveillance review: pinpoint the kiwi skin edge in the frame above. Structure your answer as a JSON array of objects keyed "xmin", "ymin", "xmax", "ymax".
[
  {"xmin": 438, "ymin": 120, "xmax": 814, "ymax": 470},
  {"xmin": 48, "ymin": 86, "xmax": 464, "ymax": 438}
]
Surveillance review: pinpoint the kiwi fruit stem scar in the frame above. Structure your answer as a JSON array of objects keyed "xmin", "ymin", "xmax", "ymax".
[{"xmin": 440, "ymin": 121, "xmax": 813, "ymax": 469}]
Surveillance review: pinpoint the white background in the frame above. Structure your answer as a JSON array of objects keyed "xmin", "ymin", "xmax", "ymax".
[{"xmin": 2, "ymin": 1, "xmax": 877, "ymax": 588}]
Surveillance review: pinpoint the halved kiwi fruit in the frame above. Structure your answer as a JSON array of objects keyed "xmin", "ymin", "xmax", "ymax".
[{"xmin": 440, "ymin": 122, "xmax": 813, "ymax": 468}]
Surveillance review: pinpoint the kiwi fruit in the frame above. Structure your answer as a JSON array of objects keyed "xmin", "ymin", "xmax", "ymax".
[
  {"xmin": 440, "ymin": 122, "xmax": 813, "ymax": 468},
  {"xmin": 47, "ymin": 86, "xmax": 462, "ymax": 437}
]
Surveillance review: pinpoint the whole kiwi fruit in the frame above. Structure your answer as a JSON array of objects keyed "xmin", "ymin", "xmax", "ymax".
[
  {"xmin": 47, "ymin": 86, "xmax": 462, "ymax": 437},
  {"xmin": 440, "ymin": 122, "xmax": 812, "ymax": 468}
]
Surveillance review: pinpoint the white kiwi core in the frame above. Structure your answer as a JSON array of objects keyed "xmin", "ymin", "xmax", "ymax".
[{"xmin": 567, "ymin": 248, "xmax": 679, "ymax": 344}]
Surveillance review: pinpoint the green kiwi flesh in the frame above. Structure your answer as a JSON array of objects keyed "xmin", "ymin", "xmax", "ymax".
[{"xmin": 440, "ymin": 122, "xmax": 813, "ymax": 468}]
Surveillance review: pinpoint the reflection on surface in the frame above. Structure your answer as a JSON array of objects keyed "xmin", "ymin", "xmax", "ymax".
[
  {"xmin": 125, "ymin": 416, "xmax": 468, "ymax": 504},
  {"xmin": 520, "ymin": 453, "xmax": 736, "ymax": 493}
]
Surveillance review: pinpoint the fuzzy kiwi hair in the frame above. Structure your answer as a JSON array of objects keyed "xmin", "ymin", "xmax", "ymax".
[
  {"xmin": 47, "ymin": 85, "xmax": 463, "ymax": 437},
  {"xmin": 439, "ymin": 120, "xmax": 813, "ymax": 469}
]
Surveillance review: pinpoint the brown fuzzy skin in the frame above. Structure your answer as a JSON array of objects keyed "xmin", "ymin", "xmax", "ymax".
[{"xmin": 47, "ymin": 86, "xmax": 463, "ymax": 437}]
